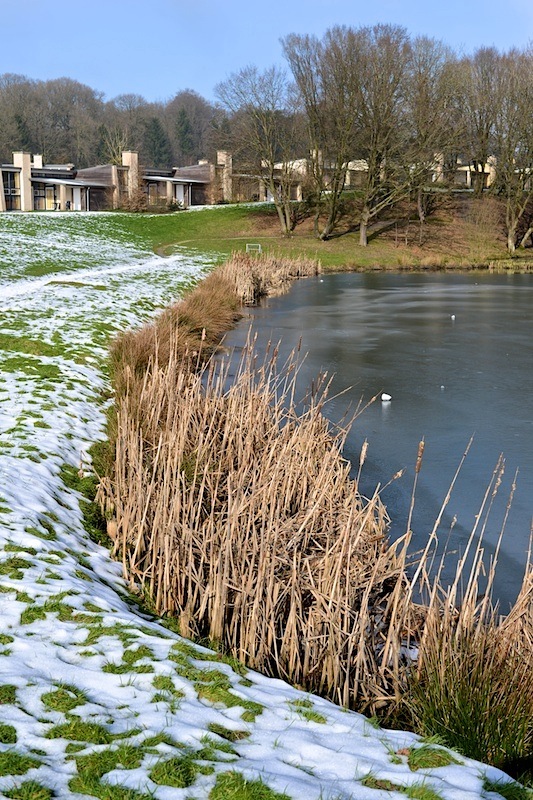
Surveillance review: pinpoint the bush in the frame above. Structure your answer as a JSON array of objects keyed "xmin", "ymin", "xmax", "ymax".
[{"xmin": 406, "ymin": 587, "xmax": 533, "ymax": 774}]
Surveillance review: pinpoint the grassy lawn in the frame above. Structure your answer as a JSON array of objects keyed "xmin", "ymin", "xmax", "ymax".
[{"xmin": 107, "ymin": 197, "xmax": 533, "ymax": 271}]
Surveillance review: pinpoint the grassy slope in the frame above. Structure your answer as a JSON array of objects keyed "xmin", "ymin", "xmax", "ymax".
[{"xmin": 113, "ymin": 196, "xmax": 533, "ymax": 271}]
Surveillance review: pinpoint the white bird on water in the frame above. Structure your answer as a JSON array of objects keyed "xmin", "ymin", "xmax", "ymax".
[
  {"xmin": 381, "ymin": 392, "xmax": 392, "ymax": 402},
  {"xmin": 451, "ymin": 314, "xmax": 456, "ymax": 321}
]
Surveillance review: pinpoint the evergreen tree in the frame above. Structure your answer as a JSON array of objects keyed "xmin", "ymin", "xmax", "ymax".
[
  {"xmin": 143, "ymin": 116, "xmax": 172, "ymax": 168},
  {"xmin": 175, "ymin": 107, "xmax": 194, "ymax": 162}
]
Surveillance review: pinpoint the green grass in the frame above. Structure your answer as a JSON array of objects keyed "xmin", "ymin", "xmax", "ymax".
[
  {"xmin": 208, "ymin": 771, "xmax": 291, "ymax": 799},
  {"xmin": 207, "ymin": 723, "xmax": 250, "ymax": 742},
  {"xmin": 46, "ymin": 718, "xmax": 113, "ymax": 744},
  {"xmin": 0, "ymin": 684, "xmax": 17, "ymax": 704},
  {"xmin": 287, "ymin": 698, "xmax": 327, "ymax": 724},
  {"xmin": 83, "ymin": 623, "xmax": 137, "ymax": 648},
  {"xmin": 407, "ymin": 744, "xmax": 462, "ymax": 772},
  {"xmin": 150, "ymin": 674, "xmax": 184, "ymax": 708},
  {"xmin": 0, "ymin": 333, "xmax": 61, "ymax": 359},
  {"xmin": 95, "ymin": 200, "xmax": 512, "ymax": 270},
  {"xmin": 0, "ymin": 356, "xmax": 63, "ymax": 382},
  {"xmin": 41, "ymin": 684, "xmax": 88, "ymax": 713},
  {"xmin": 0, "ymin": 752, "xmax": 40, "ymax": 777},
  {"xmin": 404, "ymin": 785, "xmax": 445, "ymax": 800},
  {"xmin": 4, "ymin": 781, "xmax": 53, "ymax": 799},
  {"xmin": 4, "ymin": 201, "xmax": 515, "ymax": 273},
  {"xmin": 149, "ymin": 751, "xmax": 214, "ymax": 788},
  {"xmin": 168, "ymin": 643, "xmax": 263, "ymax": 721},
  {"xmin": 21, "ymin": 592, "xmax": 80, "ymax": 625},
  {"xmin": 362, "ymin": 774, "xmax": 445, "ymax": 799},
  {"xmin": 0, "ymin": 723, "xmax": 18, "ymax": 743},
  {"xmin": 146, "ymin": 733, "xmax": 239, "ymax": 792},
  {"xmin": 103, "ymin": 644, "xmax": 156, "ymax": 674},
  {"xmin": 407, "ymin": 630, "xmax": 533, "ymax": 773},
  {"xmin": 59, "ymin": 463, "xmax": 111, "ymax": 548},
  {"xmin": 0, "ymin": 556, "xmax": 32, "ymax": 579},
  {"xmin": 3, "ymin": 544, "xmax": 38, "ymax": 556},
  {"xmin": 28, "ymin": 519, "xmax": 57, "ymax": 541},
  {"xmin": 362, "ymin": 775, "xmax": 404, "ymax": 791},
  {"xmin": 103, "ymin": 662, "xmax": 154, "ymax": 675},
  {"xmin": 141, "ymin": 732, "xmax": 181, "ymax": 750},
  {"xmin": 483, "ymin": 779, "xmax": 533, "ymax": 799},
  {"xmin": 69, "ymin": 744, "xmax": 147, "ymax": 799}
]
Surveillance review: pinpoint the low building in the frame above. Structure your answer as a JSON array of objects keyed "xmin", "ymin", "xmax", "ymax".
[
  {"xmin": 1, "ymin": 147, "xmax": 502, "ymax": 215},
  {"xmin": 0, "ymin": 151, "xmax": 230, "ymax": 213},
  {"xmin": 1, "ymin": 152, "xmax": 111, "ymax": 212}
]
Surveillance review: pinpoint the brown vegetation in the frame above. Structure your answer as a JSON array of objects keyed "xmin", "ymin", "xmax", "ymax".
[{"xmin": 99, "ymin": 252, "xmax": 533, "ymax": 767}]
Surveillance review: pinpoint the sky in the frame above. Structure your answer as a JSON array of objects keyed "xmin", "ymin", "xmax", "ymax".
[{"xmin": 2, "ymin": 0, "xmax": 533, "ymax": 104}]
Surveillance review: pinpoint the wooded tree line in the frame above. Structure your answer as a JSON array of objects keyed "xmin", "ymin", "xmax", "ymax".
[
  {"xmin": 2, "ymin": 25, "xmax": 532, "ymax": 252},
  {"xmin": 0, "ymin": 75, "xmax": 220, "ymax": 169}
]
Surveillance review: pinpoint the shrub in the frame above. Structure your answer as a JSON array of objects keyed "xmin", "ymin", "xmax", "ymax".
[{"xmin": 406, "ymin": 581, "xmax": 533, "ymax": 773}]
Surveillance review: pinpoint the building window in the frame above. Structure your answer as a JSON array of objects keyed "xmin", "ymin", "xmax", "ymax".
[
  {"xmin": 3, "ymin": 171, "xmax": 21, "ymax": 210},
  {"xmin": 33, "ymin": 183, "xmax": 46, "ymax": 211},
  {"xmin": 147, "ymin": 183, "xmax": 160, "ymax": 205}
]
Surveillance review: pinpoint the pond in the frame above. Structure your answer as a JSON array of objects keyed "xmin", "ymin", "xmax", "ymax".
[{"xmin": 222, "ymin": 271, "xmax": 533, "ymax": 611}]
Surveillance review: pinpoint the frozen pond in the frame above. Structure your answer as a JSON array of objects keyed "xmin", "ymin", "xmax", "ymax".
[{"xmin": 224, "ymin": 271, "xmax": 533, "ymax": 610}]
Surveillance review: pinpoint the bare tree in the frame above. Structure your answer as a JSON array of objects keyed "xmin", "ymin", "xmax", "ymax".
[
  {"xmin": 99, "ymin": 125, "xmax": 131, "ymax": 165},
  {"xmin": 215, "ymin": 65, "xmax": 302, "ymax": 235},
  {"xmin": 350, "ymin": 24, "xmax": 412, "ymax": 246},
  {"xmin": 104, "ymin": 93, "xmax": 149, "ymax": 158},
  {"xmin": 491, "ymin": 47, "xmax": 533, "ymax": 253},
  {"xmin": 456, "ymin": 48, "xmax": 502, "ymax": 196},
  {"xmin": 404, "ymin": 37, "xmax": 460, "ymax": 234},
  {"xmin": 32, "ymin": 78, "xmax": 104, "ymax": 165},
  {"xmin": 0, "ymin": 74, "xmax": 32, "ymax": 160},
  {"xmin": 283, "ymin": 29, "xmax": 365, "ymax": 240}
]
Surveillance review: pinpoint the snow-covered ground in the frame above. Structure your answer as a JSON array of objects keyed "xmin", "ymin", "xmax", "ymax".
[{"xmin": 0, "ymin": 213, "xmax": 523, "ymax": 799}]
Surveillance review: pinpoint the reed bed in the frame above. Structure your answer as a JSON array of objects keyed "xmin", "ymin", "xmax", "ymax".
[
  {"xmin": 100, "ymin": 250, "xmax": 533, "ymax": 769},
  {"xmin": 102, "ymin": 337, "xmax": 413, "ymax": 711},
  {"xmin": 109, "ymin": 252, "xmax": 319, "ymax": 392},
  {"xmin": 216, "ymin": 251, "xmax": 320, "ymax": 305}
]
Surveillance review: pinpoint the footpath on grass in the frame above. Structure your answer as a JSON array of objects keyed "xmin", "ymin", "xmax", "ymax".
[{"xmin": 0, "ymin": 213, "xmax": 527, "ymax": 800}]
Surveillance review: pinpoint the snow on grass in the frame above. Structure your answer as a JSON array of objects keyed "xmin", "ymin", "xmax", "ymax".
[{"xmin": 0, "ymin": 213, "xmax": 523, "ymax": 799}]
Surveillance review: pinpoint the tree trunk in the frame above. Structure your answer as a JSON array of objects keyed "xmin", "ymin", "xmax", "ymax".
[
  {"xmin": 283, "ymin": 202, "xmax": 294, "ymax": 234},
  {"xmin": 417, "ymin": 187, "xmax": 426, "ymax": 246},
  {"xmin": 507, "ymin": 226, "xmax": 517, "ymax": 255},
  {"xmin": 313, "ymin": 209, "xmax": 320, "ymax": 239},
  {"xmin": 320, "ymin": 217, "xmax": 335, "ymax": 240},
  {"xmin": 274, "ymin": 200, "xmax": 290, "ymax": 236},
  {"xmin": 359, "ymin": 206, "xmax": 370, "ymax": 247},
  {"xmin": 519, "ymin": 225, "xmax": 533, "ymax": 249}
]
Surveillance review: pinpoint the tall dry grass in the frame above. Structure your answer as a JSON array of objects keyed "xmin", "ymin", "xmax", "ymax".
[
  {"xmin": 401, "ymin": 453, "xmax": 533, "ymax": 774},
  {"xmin": 109, "ymin": 252, "xmax": 319, "ymax": 393},
  {"xmin": 99, "ymin": 250, "xmax": 533, "ymax": 767},
  {"xmin": 102, "ymin": 336, "xmax": 413, "ymax": 711}
]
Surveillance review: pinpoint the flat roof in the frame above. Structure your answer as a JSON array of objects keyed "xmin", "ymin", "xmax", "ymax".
[
  {"xmin": 142, "ymin": 174, "xmax": 207, "ymax": 184},
  {"xmin": 32, "ymin": 178, "xmax": 109, "ymax": 189}
]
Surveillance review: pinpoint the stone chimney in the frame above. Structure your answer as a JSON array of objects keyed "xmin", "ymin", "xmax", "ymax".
[
  {"xmin": 32, "ymin": 154, "xmax": 43, "ymax": 169},
  {"xmin": 12, "ymin": 152, "xmax": 33, "ymax": 211},
  {"xmin": 0, "ymin": 169, "xmax": 6, "ymax": 212},
  {"xmin": 217, "ymin": 151, "xmax": 233, "ymax": 203},
  {"xmin": 122, "ymin": 151, "xmax": 139, "ymax": 198}
]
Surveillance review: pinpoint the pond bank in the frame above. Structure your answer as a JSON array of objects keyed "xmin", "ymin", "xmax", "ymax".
[{"xmin": 100, "ymin": 250, "xmax": 533, "ymax": 778}]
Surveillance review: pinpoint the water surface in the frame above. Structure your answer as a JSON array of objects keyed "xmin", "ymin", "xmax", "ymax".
[{"xmin": 223, "ymin": 272, "xmax": 533, "ymax": 609}]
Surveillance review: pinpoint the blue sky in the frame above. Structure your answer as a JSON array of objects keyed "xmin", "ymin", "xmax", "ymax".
[{"xmin": 3, "ymin": 0, "xmax": 533, "ymax": 103}]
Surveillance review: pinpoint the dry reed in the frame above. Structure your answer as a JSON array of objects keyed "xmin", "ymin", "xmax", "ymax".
[
  {"xmin": 99, "ymin": 250, "xmax": 533, "ymax": 748},
  {"xmin": 102, "ymin": 336, "xmax": 412, "ymax": 711}
]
